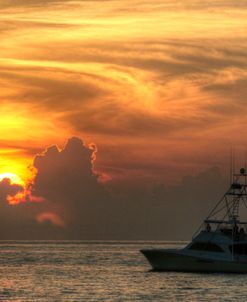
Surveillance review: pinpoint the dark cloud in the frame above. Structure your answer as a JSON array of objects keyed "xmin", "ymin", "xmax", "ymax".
[
  {"xmin": 0, "ymin": 68, "xmax": 106, "ymax": 109},
  {"xmin": 203, "ymin": 78, "xmax": 247, "ymax": 105},
  {"xmin": 0, "ymin": 178, "xmax": 23, "ymax": 202},
  {"xmin": 0, "ymin": 137, "xmax": 230, "ymax": 240},
  {"xmin": 1, "ymin": 0, "xmax": 245, "ymax": 10},
  {"xmin": 15, "ymin": 38, "xmax": 247, "ymax": 77},
  {"xmin": 91, "ymin": 166, "xmax": 228, "ymax": 240},
  {"xmin": 0, "ymin": 137, "xmax": 108, "ymax": 239},
  {"xmin": 126, "ymin": 166, "xmax": 228, "ymax": 240},
  {"xmin": 0, "ymin": 20, "xmax": 75, "ymax": 37},
  {"xmin": 0, "ymin": 140, "xmax": 42, "ymax": 157},
  {"xmin": 30, "ymin": 137, "xmax": 109, "ymax": 238},
  {"xmin": 0, "ymin": 179, "xmax": 56, "ymax": 239},
  {"xmin": 0, "ymin": 0, "xmax": 69, "ymax": 10},
  {"xmin": 66, "ymin": 98, "xmax": 227, "ymax": 141}
]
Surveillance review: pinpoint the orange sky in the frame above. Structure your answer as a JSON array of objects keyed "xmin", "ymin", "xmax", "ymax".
[{"xmin": 0, "ymin": 0, "xmax": 247, "ymax": 186}]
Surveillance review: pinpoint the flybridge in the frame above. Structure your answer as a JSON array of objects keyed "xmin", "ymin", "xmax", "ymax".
[{"xmin": 192, "ymin": 167, "xmax": 247, "ymax": 239}]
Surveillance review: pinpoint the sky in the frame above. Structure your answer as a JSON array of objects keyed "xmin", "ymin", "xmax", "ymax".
[{"xmin": 0, "ymin": 0, "xmax": 246, "ymax": 239}]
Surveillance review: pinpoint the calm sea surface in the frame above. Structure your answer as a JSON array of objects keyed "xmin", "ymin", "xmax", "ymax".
[{"xmin": 0, "ymin": 241, "xmax": 247, "ymax": 301}]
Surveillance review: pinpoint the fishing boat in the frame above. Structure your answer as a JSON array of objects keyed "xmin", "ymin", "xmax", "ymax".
[{"xmin": 141, "ymin": 168, "xmax": 247, "ymax": 273}]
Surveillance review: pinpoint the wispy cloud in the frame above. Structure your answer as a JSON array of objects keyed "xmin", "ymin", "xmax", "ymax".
[{"xmin": 0, "ymin": 0, "xmax": 246, "ymax": 183}]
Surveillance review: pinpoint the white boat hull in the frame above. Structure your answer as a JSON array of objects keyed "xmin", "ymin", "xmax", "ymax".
[{"xmin": 141, "ymin": 249, "xmax": 247, "ymax": 273}]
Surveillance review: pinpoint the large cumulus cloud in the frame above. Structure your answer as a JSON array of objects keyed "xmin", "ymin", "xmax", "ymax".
[
  {"xmin": 0, "ymin": 137, "xmax": 110, "ymax": 239},
  {"xmin": 31, "ymin": 137, "xmax": 109, "ymax": 238}
]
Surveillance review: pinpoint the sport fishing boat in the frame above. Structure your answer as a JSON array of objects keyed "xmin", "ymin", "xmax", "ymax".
[{"xmin": 141, "ymin": 168, "xmax": 247, "ymax": 273}]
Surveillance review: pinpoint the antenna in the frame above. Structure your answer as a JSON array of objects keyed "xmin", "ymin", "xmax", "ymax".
[
  {"xmin": 244, "ymin": 147, "xmax": 247, "ymax": 186},
  {"xmin": 230, "ymin": 146, "xmax": 233, "ymax": 185},
  {"xmin": 245, "ymin": 148, "xmax": 247, "ymax": 172},
  {"xmin": 230, "ymin": 147, "xmax": 232, "ymax": 185},
  {"xmin": 233, "ymin": 146, "xmax": 235, "ymax": 178}
]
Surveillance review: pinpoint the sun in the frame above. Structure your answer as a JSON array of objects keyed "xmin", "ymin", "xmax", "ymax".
[{"xmin": 0, "ymin": 172, "xmax": 24, "ymax": 186}]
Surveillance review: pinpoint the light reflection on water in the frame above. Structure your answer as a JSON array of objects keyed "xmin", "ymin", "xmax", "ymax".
[{"xmin": 0, "ymin": 241, "xmax": 246, "ymax": 301}]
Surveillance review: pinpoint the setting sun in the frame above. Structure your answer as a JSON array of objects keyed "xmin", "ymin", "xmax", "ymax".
[{"xmin": 0, "ymin": 172, "xmax": 24, "ymax": 186}]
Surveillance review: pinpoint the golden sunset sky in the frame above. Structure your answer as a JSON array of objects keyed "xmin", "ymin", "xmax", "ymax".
[{"xmin": 0, "ymin": 0, "xmax": 247, "ymax": 185}]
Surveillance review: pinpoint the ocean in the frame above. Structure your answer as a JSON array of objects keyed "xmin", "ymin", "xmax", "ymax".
[{"xmin": 0, "ymin": 241, "xmax": 247, "ymax": 301}]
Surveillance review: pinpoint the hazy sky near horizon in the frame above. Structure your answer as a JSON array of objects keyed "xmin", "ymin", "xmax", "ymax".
[{"xmin": 0, "ymin": 0, "xmax": 246, "ymax": 238}]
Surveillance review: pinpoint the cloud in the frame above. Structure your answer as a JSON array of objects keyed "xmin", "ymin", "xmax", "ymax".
[
  {"xmin": 0, "ymin": 0, "xmax": 246, "ymax": 238},
  {"xmin": 134, "ymin": 167, "xmax": 228, "ymax": 239},
  {"xmin": 0, "ymin": 0, "xmax": 246, "ymax": 165},
  {"xmin": 0, "ymin": 66, "xmax": 106, "ymax": 108},
  {"xmin": 0, "ymin": 178, "xmax": 24, "ymax": 203},
  {"xmin": 0, "ymin": 178, "xmax": 47, "ymax": 239},
  {"xmin": 7, "ymin": 190, "xmax": 45, "ymax": 205},
  {"xmin": 0, "ymin": 136, "xmax": 232, "ymax": 240},
  {"xmin": 32, "ymin": 137, "xmax": 99, "ymax": 200},
  {"xmin": 25, "ymin": 138, "xmax": 231, "ymax": 240},
  {"xmin": 0, "ymin": 172, "xmax": 45, "ymax": 206},
  {"xmin": 29, "ymin": 137, "xmax": 110, "ymax": 238},
  {"xmin": 36, "ymin": 212, "xmax": 65, "ymax": 227}
]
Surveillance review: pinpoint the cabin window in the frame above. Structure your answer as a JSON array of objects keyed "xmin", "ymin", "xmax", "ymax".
[
  {"xmin": 229, "ymin": 244, "xmax": 247, "ymax": 255},
  {"xmin": 189, "ymin": 242, "xmax": 224, "ymax": 252}
]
